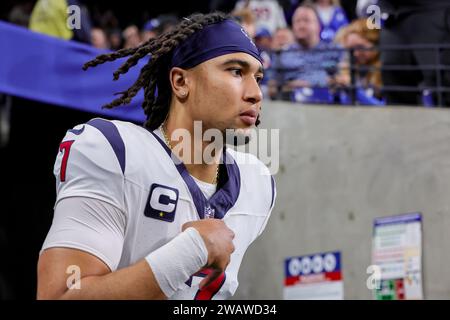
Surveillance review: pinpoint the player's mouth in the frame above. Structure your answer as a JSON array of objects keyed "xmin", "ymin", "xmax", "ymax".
[{"xmin": 239, "ymin": 108, "xmax": 258, "ymax": 126}]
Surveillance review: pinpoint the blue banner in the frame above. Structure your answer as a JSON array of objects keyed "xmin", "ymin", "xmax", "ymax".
[{"xmin": 0, "ymin": 21, "xmax": 146, "ymax": 122}]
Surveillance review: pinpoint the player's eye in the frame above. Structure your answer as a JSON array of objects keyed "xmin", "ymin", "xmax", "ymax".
[
  {"xmin": 229, "ymin": 68, "xmax": 243, "ymax": 77},
  {"xmin": 255, "ymin": 75, "xmax": 263, "ymax": 84}
]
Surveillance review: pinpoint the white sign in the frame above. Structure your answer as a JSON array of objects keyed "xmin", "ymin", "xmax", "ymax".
[
  {"xmin": 284, "ymin": 251, "xmax": 343, "ymax": 300},
  {"xmin": 372, "ymin": 212, "xmax": 423, "ymax": 300}
]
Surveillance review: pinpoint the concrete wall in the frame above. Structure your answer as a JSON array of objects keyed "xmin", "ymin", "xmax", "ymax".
[{"xmin": 233, "ymin": 102, "xmax": 450, "ymax": 299}]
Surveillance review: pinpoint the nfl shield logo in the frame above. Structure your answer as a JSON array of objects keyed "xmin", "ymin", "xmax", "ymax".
[{"xmin": 204, "ymin": 205, "xmax": 215, "ymax": 219}]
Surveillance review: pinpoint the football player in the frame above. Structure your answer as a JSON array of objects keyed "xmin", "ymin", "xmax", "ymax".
[{"xmin": 37, "ymin": 12, "xmax": 276, "ymax": 300}]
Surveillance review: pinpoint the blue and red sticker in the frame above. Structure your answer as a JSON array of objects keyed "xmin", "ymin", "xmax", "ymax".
[{"xmin": 284, "ymin": 251, "xmax": 342, "ymax": 286}]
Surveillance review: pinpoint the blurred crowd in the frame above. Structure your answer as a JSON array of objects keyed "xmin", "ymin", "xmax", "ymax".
[{"xmin": 4, "ymin": 0, "xmax": 450, "ymax": 106}]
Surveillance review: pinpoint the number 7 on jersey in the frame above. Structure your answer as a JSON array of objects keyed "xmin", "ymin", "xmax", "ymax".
[{"xmin": 59, "ymin": 140, "xmax": 75, "ymax": 182}]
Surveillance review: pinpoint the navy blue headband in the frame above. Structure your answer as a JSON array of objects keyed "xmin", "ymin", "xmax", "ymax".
[{"xmin": 170, "ymin": 19, "xmax": 263, "ymax": 69}]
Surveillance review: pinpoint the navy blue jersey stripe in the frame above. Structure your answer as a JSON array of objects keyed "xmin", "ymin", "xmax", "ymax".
[
  {"xmin": 147, "ymin": 128, "xmax": 240, "ymax": 220},
  {"xmin": 87, "ymin": 119, "xmax": 126, "ymax": 174},
  {"xmin": 270, "ymin": 175, "xmax": 275, "ymax": 209}
]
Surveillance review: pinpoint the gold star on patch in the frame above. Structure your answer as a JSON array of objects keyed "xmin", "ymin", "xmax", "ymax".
[{"xmin": 159, "ymin": 212, "xmax": 164, "ymax": 217}]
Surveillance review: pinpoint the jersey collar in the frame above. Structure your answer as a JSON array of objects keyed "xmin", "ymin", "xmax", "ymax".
[{"xmin": 147, "ymin": 128, "xmax": 241, "ymax": 220}]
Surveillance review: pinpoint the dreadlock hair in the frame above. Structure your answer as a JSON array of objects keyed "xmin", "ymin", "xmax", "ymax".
[{"xmin": 82, "ymin": 12, "xmax": 229, "ymax": 130}]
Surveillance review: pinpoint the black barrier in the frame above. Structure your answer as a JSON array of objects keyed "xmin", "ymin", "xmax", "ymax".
[{"xmin": 268, "ymin": 44, "xmax": 450, "ymax": 107}]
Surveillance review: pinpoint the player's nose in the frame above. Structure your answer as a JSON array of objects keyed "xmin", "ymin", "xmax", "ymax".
[{"xmin": 243, "ymin": 77, "xmax": 263, "ymax": 105}]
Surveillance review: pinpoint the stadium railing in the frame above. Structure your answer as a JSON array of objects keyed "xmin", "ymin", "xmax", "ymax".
[{"xmin": 267, "ymin": 44, "xmax": 450, "ymax": 107}]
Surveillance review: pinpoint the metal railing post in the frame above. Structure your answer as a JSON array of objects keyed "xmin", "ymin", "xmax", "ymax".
[
  {"xmin": 435, "ymin": 45, "xmax": 443, "ymax": 107},
  {"xmin": 349, "ymin": 48, "xmax": 356, "ymax": 106}
]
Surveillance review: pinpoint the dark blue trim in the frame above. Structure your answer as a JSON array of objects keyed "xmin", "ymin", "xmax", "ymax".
[
  {"xmin": 68, "ymin": 125, "xmax": 85, "ymax": 135},
  {"xmin": 270, "ymin": 175, "xmax": 275, "ymax": 209},
  {"xmin": 87, "ymin": 119, "xmax": 126, "ymax": 174},
  {"xmin": 147, "ymin": 129, "xmax": 240, "ymax": 220},
  {"xmin": 374, "ymin": 212, "xmax": 422, "ymax": 227}
]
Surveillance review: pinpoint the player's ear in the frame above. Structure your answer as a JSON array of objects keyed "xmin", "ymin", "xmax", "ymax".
[{"xmin": 169, "ymin": 67, "xmax": 189, "ymax": 100}]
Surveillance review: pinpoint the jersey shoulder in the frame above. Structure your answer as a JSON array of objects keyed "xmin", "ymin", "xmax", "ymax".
[
  {"xmin": 54, "ymin": 118, "xmax": 139, "ymax": 209},
  {"xmin": 226, "ymin": 148, "xmax": 272, "ymax": 179},
  {"xmin": 227, "ymin": 148, "xmax": 276, "ymax": 212}
]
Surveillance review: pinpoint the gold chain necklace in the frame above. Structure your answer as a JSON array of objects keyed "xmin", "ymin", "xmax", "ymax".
[{"xmin": 159, "ymin": 123, "xmax": 219, "ymax": 185}]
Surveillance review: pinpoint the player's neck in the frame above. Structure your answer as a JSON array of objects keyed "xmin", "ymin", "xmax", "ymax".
[{"xmin": 163, "ymin": 113, "xmax": 221, "ymax": 185}]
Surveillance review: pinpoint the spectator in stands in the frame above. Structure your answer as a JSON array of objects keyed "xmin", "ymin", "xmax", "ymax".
[
  {"xmin": 255, "ymin": 27, "xmax": 273, "ymax": 52},
  {"xmin": 91, "ymin": 27, "xmax": 110, "ymax": 50},
  {"xmin": 29, "ymin": 0, "xmax": 92, "ymax": 44},
  {"xmin": 232, "ymin": 8, "xmax": 257, "ymax": 38},
  {"xmin": 233, "ymin": 0, "xmax": 287, "ymax": 34},
  {"xmin": 122, "ymin": 25, "xmax": 141, "ymax": 49},
  {"xmin": 141, "ymin": 14, "xmax": 179, "ymax": 44},
  {"xmin": 379, "ymin": 0, "xmax": 450, "ymax": 106},
  {"xmin": 264, "ymin": 27, "xmax": 295, "ymax": 97},
  {"xmin": 7, "ymin": 2, "xmax": 33, "ymax": 27},
  {"xmin": 91, "ymin": 9, "xmax": 121, "ymax": 48},
  {"xmin": 332, "ymin": 18, "xmax": 382, "ymax": 98},
  {"xmin": 283, "ymin": 0, "xmax": 349, "ymax": 41},
  {"xmin": 271, "ymin": 27, "xmax": 295, "ymax": 51},
  {"xmin": 95, "ymin": 9, "xmax": 120, "ymax": 33},
  {"xmin": 313, "ymin": 0, "xmax": 349, "ymax": 43},
  {"xmin": 141, "ymin": 18, "xmax": 160, "ymax": 43},
  {"xmin": 254, "ymin": 27, "xmax": 273, "ymax": 97},
  {"xmin": 153, "ymin": 14, "xmax": 179, "ymax": 36},
  {"xmin": 108, "ymin": 29, "xmax": 123, "ymax": 51},
  {"xmin": 267, "ymin": 2, "xmax": 342, "ymax": 100}
]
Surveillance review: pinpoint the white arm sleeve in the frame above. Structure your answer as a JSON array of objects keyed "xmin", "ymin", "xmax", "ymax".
[{"xmin": 41, "ymin": 196, "xmax": 126, "ymax": 271}]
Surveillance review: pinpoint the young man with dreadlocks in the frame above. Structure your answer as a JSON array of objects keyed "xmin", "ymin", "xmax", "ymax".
[{"xmin": 37, "ymin": 12, "xmax": 276, "ymax": 300}]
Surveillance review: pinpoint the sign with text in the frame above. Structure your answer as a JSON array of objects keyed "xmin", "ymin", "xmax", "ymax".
[
  {"xmin": 284, "ymin": 251, "xmax": 343, "ymax": 300},
  {"xmin": 372, "ymin": 212, "xmax": 423, "ymax": 300}
]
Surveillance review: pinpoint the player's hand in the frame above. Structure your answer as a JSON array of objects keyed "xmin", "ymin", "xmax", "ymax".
[{"xmin": 182, "ymin": 219, "xmax": 235, "ymax": 289}]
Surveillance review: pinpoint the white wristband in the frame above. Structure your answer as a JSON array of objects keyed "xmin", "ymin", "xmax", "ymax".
[{"xmin": 145, "ymin": 227, "xmax": 208, "ymax": 298}]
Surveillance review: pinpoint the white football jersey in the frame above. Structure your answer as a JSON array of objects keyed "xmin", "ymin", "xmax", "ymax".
[{"xmin": 46, "ymin": 118, "xmax": 276, "ymax": 300}]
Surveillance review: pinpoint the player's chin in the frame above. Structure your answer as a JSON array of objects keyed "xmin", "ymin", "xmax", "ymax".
[
  {"xmin": 233, "ymin": 121, "xmax": 256, "ymax": 135},
  {"xmin": 236, "ymin": 126, "xmax": 255, "ymax": 136}
]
